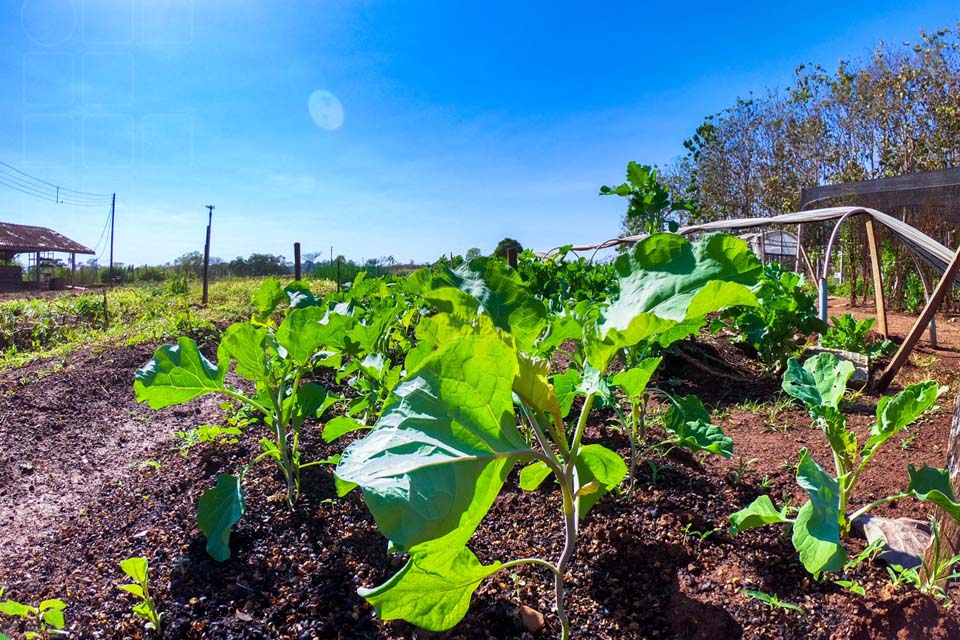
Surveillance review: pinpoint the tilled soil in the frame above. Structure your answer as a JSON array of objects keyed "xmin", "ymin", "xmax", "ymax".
[{"xmin": 2, "ymin": 323, "xmax": 960, "ymax": 639}]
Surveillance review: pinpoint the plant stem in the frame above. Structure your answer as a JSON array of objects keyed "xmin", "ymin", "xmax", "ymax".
[
  {"xmin": 568, "ymin": 394, "xmax": 595, "ymax": 459},
  {"xmin": 553, "ymin": 474, "xmax": 578, "ymax": 640},
  {"xmin": 501, "ymin": 557, "xmax": 562, "ymax": 577},
  {"xmin": 848, "ymin": 492, "xmax": 908, "ymax": 524}
]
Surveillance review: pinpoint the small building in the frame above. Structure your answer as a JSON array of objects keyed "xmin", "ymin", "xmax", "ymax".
[
  {"xmin": 739, "ymin": 229, "xmax": 798, "ymax": 265},
  {"xmin": 0, "ymin": 222, "xmax": 94, "ymax": 292}
]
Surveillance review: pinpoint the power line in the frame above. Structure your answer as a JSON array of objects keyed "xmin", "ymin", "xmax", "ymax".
[{"xmin": 0, "ymin": 160, "xmax": 112, "ymax": 205}]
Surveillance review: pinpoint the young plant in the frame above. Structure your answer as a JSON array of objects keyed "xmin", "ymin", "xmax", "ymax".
[
  {"xmin": 730, "ymin": 352, "xmax": 956, "ymax": 575},
  {"xmin": 134, "ymin": 305, "xmax": 340, "ymax": 561},
  {"xmin": 336, "ymin": 233, "xmax": 761, "ymax": 638},
  {"xmin": 820, "ymin": 313, "xmax": 895, "ymax": 362},
  {"xmin": 117, "ymin": 557, "xmax": 162, "ymax": 634},
  {"xmin": 0, "ymin": 590, "xmax": 67, "ymax": 639},
  {"xmin": 741, "ymin": 589, "xmax": 806, "ymax": 615},
  {"xmin": 719, "ymin": 263, "xmax": 826, "ymax": 370}
]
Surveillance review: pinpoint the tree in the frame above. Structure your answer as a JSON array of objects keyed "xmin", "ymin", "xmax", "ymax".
[{"xmin": 494, "ymin": 238, "xmax": 523, "ymax": 258}]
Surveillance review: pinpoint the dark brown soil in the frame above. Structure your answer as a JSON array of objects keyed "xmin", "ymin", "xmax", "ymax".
[{"xmin": 2, "ymin": 306, "xmax": 960, "ymax": 639}]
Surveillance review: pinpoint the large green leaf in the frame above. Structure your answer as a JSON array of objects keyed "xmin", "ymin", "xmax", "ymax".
[
  {"xmin": 252, "ymin": 277, "xmax": 286, "ymax": 323},
  {"xmin": 513, "ymin": 354, "xmax": 562, "ymax": 425},
  {"xmin": 335, "ymin": 328, "xmax": 533, "ymax": 553},
  {"xmin": 611, "ymin": 357, "xmax": 662, "ymax": 400},
  {"xmin": 134, "ymin": 337, "xmax": 226, "ymax": 409},
  {"xmin": 792, "ymin": 450, "xmax": 846, "ymax": 574},
  {"xmin": 359, "ymin": 545, "xmax": 502, "ymax": 632},
  {"xmin": 782, "ymin": 353, "xmax": 854, "ymax": 410},
  {"xmin": 552, "ymin": 367, "xmax": 581, "ymax": 419},
  {"xmin": 217, "ymin": 322, "xmax": 270, "ymax": 383},
  {"xmin": 601, "ymin": 233, "xmax": 760, "ymax": 336},
  {"xmin": 431, "ymin": 257, "xmax": 547, "ymax": 349},
  {"xmin": 729, "ymin": 495, "xmax": 792, "ymax": 534},
  {"xmin": 276, "ymin": 306, "xmax": 329, "ymax": 366},
  {"xmin": 574, "ymin": 444, "xmax": 627, "ymax": 517},
  {"xmin": 664, "ymin": 395, "xmax": 733, "ymax": 458},
  {"xmin": 906, "ymin": 464, "xmax": 960, "ymax": 522},
  {"xmin": 865, "ymin": 381, "xmax": 945, "ymax": 452},
  {"xmin": 197, "ymin": 473, "xmax": 246, "ymax": 562}
]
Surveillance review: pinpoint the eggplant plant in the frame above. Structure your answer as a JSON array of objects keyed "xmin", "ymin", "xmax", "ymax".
[
  {"xmin": 730, "ymin": 352, "xmax": 959, "ymax": 575},
  {"xmin": 336, "ymin": 233, "xmax": 762, "ymax": 637},
  {"xmin": 134, "ymin": 306, "xmax": 340, "ymax": 561}
]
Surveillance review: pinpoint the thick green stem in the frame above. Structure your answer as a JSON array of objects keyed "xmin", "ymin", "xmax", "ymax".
[
  {"xmin": 554, "ymin": 473, "xmax": 578, "ymax": 640},
  {"xmin": 501, "ymin": 557, "xmax": 563, "ymax": 578},
  {"xmin": 568, "ymin": 394, "xmax": 595, "ymax": 460}
]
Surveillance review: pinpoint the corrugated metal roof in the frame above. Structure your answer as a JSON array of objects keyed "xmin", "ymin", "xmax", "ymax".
[{"xmin": 0, "ymin": 222, "xmax": 94, "ymax": 254}]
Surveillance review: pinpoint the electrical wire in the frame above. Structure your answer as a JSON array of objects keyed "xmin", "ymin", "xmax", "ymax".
[{"xmin": 0, "ymin": 160, "xmax": 112, "ymax": 205}]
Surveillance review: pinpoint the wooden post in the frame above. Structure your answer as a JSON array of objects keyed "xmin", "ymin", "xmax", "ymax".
[
  {"xmin": 921, "ymin": 390, "xmax": 960, "ymax": 584},
  {"xmin": 876, "ymin": 247, "xmax": 960, "ymax": 392},
  {"xmin": 336, "ymin": 257, "xmax": 341, "ymax": 293},
  {"xmin": 70, "ymin": 253, "xmax": 76, "ymax": 287},
  {"xmin": 202, "ymin": 205, "xmax": 214, "ymax": 306},
  {"xmin": 35, "ymin": 251, "xmax": 40, "ymax": 289},
  {"xmin": 865, "ymin": 218, "xmax": 888, "ymax": 338},
  {"xmin": 294, "ymin": 242, "xmax": 301, "ymax": 280}
]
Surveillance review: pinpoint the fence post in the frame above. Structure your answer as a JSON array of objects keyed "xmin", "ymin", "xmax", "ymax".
[{"xmin": 294, "ymin": 242, "xmax": 301, "ymax": 280}]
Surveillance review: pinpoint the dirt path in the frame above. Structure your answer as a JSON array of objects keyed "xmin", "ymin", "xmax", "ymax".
[{"xmin": 0, "ymin": 345, "xmax": 225, "ymax": 555}]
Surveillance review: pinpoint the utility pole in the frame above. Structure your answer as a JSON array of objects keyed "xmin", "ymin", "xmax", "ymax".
[
  {"xmin": 202, "ymin": 204, "xmax": 214, "ymax": 305},
  {"xmin": 108, "ymin": 193, "xmax": 116, "ymax": 287}
]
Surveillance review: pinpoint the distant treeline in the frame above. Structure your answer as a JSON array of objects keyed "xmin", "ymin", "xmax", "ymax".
[{"xmin": 59, "ymin": 251, "xmax": 419, "ymax": 286}]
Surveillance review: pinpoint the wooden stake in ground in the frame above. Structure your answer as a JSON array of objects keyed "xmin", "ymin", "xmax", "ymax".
[
  {"xmin": 294, "ymin": 242, "xmax": 301, "ymax": 280},
  {"xmin": 877, "ymin": 246, "xmax": 960, "ymax": 392},
  {"xmin": 202, "ymin": 204, "xmax": 214, "ymax": 305}
]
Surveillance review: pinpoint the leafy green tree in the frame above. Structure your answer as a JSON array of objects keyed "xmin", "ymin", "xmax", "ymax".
[{"xmin": 493, "ymin": 238, "xmax": 523, "ymax": 259}]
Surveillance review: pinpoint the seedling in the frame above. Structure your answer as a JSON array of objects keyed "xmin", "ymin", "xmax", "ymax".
[
  {"xmin": 117, "ymin": 557, "xmax": 162, "ymax": 634},
  {"xmin": 730, "ymin": 353, "xmax": 957, "ymax": 575},
  {"xmin": 741, "ymin": 589, "xmax": 806, "ymax": 615},
  {"xmin": 0, "ymin": 589, "xmax": 68, "ymax": 639},
  {"xmin": 833, "ymin": 580, "xmax": 866, "ymax": 596},
  {"xmin": 731, "ymin": 456, "xmax": 760, "ymax": 484},
  {"xmin": 135, "ymin": 302, "xmax": 342, "ymax": 561}
]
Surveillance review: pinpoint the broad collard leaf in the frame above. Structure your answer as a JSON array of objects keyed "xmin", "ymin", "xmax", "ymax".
[
  {"xmin": 574, "ymin": 444, "xmax": 627, "ymax": 517},
  {"xmin": 782, "ymin": 353, "xmax": 855, "ymax": 410},
  {"xmin": 134, "ymin": 337, "xmax": 226, "ymax": 409},
  {"xmin": 664, "ymin": 394, "xmax": 733, "ymax": 458},
  {"xmin": 218, "ymin": 322, "xmax": 270, "ymax": 382},
  {"xmin": 323, "ymin": 415, "xmax": 370, "ymax": 443},
  {"xmin": 865, "ymin": 382, "xmax": 945, "ymax": 453},
  {"xmin": 513, "ymin": 354, "xmax": 563, "ymax": 426},
  {"xmin": 284, "ymin": 281, "xmax": 318, "ymax": 309},
  {"xmin": 359, "ymin": 544, "xmax": 502, "ymax": 632},
  {"xmin": 906, "ymin": 464, "xmax": 960, "ymax": 522},
  {"xmin": 729, "ymin": 495, "xmax": 792, "ymax": 534},
  {"xmin": 252, "ymin": 277, "xmax": 286, "ymax": 323},
  {"xmin": 552, "ymin": 367, "xmax": 581, "ymax": 419},
  {"xmin": 276, "ymin": 306, "xmax": 330, "ymax": 366},
  {"xmin": 792, "ymin": 450, "xmax": 846, "ymax": 574},
  {"xmin": 519, "ymin": 460, "xmax": 552, "ymax": 491},
  {"xmin": 431, "ymin": 257, "xmax": 547, "ymax": 350},
  {"xmin": 335, "ymin": 328, "xmax": 533, "ymax": 553},
  {"xmin": 600, "ymin": 233, "xmax": 760, "ymax": 339},
  {"xmin": 197, "ymin": 473, "xmax": 246, "ymax": 562},
  {"xmin": 611, "ymin": 357, "xmax": 662, "ymax": 400}
]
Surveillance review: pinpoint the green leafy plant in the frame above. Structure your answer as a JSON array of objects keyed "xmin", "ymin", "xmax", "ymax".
[
  {"xmin": 600, "ymin": 161, "xmax": 691, "ymax": 236},
  {"xmin": 820, "ymin": 313, "xmax": 896, "ymax": 362},
  {"xmin": 134, "ymin": 304, "xmax": 340, "ymax": 561},
  {"xmin": 741, "ymin": 589, "xmax": 806, "ymax": 615},
  {"xmin": 0, "ymin": 590, "xmax": 67, "ymax": 639},
  {"xmin": 335, "ymin": 233, "xmax": 760, "ymax": 638},
  {"xmin": 719, "ymin": 263, "xmax": 826, "ymax": 370},
  {"xmin": 117, "ymin": 557, "xmax": 162, "ymax": 634},
  {"xmin": 730, "ymin": 352, "xmax": 955, "ymax": 575}
]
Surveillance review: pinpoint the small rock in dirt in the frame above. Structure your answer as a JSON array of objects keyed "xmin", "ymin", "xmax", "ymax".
[
  {"xmin": 19, "ymin": 462, "xmax": 33, "ymax": 474},
  {"xmin": 520, "ymin": 605, "xmax": 545, "ymax": 633}
]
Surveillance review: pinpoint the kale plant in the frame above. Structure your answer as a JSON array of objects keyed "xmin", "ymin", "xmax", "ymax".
[{"xmin": 730, "ymin": 352, "xmax": 957, "ymax": 575}]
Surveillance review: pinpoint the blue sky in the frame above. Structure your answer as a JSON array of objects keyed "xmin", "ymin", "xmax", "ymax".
[{"xmin": 1, "ymin": 1, "xmax": 958, "ymax": 266}]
